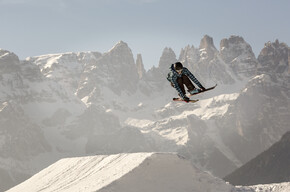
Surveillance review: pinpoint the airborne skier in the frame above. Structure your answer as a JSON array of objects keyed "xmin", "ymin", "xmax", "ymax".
[{"xmin": 167, "ymin": 62, "xmax": 205, "ymax": 102}]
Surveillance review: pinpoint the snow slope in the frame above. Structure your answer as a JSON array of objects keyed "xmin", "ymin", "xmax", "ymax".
[
  {"xmin": 237, "ymin": 182, "xmax": 290, "ymax": 192},
  {"xmin": 6, "ymin": 153, "xmax": 234, "ymax": 192}
]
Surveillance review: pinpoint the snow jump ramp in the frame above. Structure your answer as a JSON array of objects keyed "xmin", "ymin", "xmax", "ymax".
[{"xmin": 6, "ymin": 153, "xmax": 233, "ymax": 192}]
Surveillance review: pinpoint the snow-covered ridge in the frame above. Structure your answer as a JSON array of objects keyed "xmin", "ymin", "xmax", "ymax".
[
  {"xmin": 6, "ymin": 153, "xmax": 234, "ymax": 192},
  {"xmin": 134, "ymin": 93, "xmax": 239, "ymax": 146}
]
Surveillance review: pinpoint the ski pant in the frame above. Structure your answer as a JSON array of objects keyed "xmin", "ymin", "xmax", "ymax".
[{"xmin": 172, "ymin": 74, "xmax": 195, "ymax": 95}]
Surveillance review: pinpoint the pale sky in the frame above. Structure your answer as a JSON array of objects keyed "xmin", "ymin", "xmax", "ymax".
[{"xmin": 0, "ymin": 0, "xmax": 289, "ymax": 69}]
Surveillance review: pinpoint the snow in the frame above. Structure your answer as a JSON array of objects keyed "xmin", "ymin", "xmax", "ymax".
[
  {"xmin": 237, "ymin": 182, "xmax": 290, "ymax": 192},
  {"xmin": 193, "ymin": 93, "xmax": 239, "ymax": 120},
  {"xmin": 7, "ymin": 152, "xmax": 290, "ymax": 192},
  {"xmin": 6, "ymin": 153, "xmax": 234, "ymax": 192},
  {"xmin": 135, "ymin": 92, "xmax": 239, "ymax": 147},
  {"xmin": 125, "ymin": 118, "xmax": 154, "ymax": 129}
]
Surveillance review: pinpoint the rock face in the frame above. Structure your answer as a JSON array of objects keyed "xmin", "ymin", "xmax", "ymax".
[
  {"xmin": 257, "ymin": 40, "xmax": 289, "ymax": 75},
  {"xmin": 0, "ymin": 101, "xmax": 50, "ymax": 160},
  {"xmin": 219, "ymin": 73, "xmax": 290, "ymax": 165},
  {"xmin": 158, "ymin": 47, "xmax": 177, "ymax": 70},
  {"xmin": 220, "ymin": 35, "xmax": 258, "ymax": 77},
  {"xmin": 0, "ymin": 49, "xmax": 20, "ymax": 74},
  {"xmin": 0, "ymin": 50, "xmax": 52, "ymax": 191},
  {"xmin": 145, "ymin": 47, "xmax": 177, "ymax": 92},
  {"xmin": 136, "ymin": 54, "xmax": 146, "ymax": 79},
  {"xmin": 224, "ymin": 131, "xmax": 290, "ymax": 186},
  {"xmin": 199, "ymin": 35, "xmax": 218, "ymax": 62},
  {"xmin": 76, "ymin": 41, "xmax": 139, "ymax": 100},
  {"xmin": 222, "ymin": 41, "xmax": 290, "ymax": 185}
]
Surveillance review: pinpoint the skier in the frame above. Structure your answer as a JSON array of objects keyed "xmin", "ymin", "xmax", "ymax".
[{"xmin": 167, "ymin": 62, "xmax": 205, "ymax": 102}]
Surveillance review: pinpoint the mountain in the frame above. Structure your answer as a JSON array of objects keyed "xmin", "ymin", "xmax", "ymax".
[
  {"xmin": 0, "ymin": 47, "xmax": 149, "ymax": 191},
  {"xmin": 6, "ymin": 153, "xmax": 234, "ymax": 192},
  {"xmin": 224, "ymin": 131, "xmax": 290, "ymax": 186},
  {"xmin": 126, "ymin": 37, "xmax": 289, "ymax": 178},
  {"xmin": 257, "ymin": 39, "xmax": 289, "ymax": 75},
  {"xmin": 0, "ymin": 49, "xmax": 55, "ymax": 191},
  {"xmin": 1, "ymin": 35, "xmax": 289, "ymax": 191},
  {"xmin": 220, "ymin": 35, "xmax": 258, "ymax": 78},
  {"xmin": 219, "ymin": 74, "xmax": 290, "ymax": 164},
  {"xmin": 0, "ymin": 101, "xmax": 50, "ymax": 192},
  {"xmin": 218, "ymin": 40, "xmax": 290, "ymax": 166},
  {"xmin": 180, "ymin": 35, "xmax": 236, "ymax": 85}
]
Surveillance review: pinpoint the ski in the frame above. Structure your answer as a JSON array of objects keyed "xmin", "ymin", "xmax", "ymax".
[
  {"xmin": 189, "ymin": 84, "xmax": 217, "ymax": 96},
  {"xmin": 173, "ymin": 98, "xmax": 199, "ymax": 103}
]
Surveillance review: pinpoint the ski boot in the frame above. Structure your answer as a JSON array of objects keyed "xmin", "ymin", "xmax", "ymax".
[{"xmin": 188, "ymin": 88, "xmax": 201, "ymax": 95}]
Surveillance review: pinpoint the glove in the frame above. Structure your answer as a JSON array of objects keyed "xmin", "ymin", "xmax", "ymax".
[{"xmin": 183, "ymin": 96, "xmax": 190, "ymax": 103}]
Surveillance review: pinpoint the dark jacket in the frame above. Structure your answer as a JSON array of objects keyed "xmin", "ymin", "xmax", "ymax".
[{"xmin": 167, "ymin": 64, "xmax": 203, "ymax": 99}]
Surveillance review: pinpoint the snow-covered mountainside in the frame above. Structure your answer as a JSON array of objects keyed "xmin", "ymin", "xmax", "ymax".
[
  {"xmin": 6, "ymin": 153, "xmax": 234, "ymax": 192},
  {"xmin": 0, "ymin": 35, "xmax": 289, "ymax": 191}
]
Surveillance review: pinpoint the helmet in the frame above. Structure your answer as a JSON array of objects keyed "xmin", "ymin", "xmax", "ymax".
[{"xmin": 174, "ymin": 62, "xmax": 183, "ymax": 70}]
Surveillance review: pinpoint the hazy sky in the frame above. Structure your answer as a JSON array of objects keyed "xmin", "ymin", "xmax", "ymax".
[{"xmin": 0, "ymin": 0, "xmax": 289, "ymax": 69}]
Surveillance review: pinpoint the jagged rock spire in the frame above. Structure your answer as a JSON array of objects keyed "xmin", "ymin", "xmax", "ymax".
[
  {"xmin": 136, "ymin": 54, "xmax": 146, "ymax": 79},
  {"xmin": 199, "ymin": 35, "xmax": 218, "ymax": 61}
]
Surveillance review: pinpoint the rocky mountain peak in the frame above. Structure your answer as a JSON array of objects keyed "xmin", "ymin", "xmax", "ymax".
[
  {"xmin": 219, "ymin": 35, "xmax": 257, "ymax": 77},
  {"xmin": 108, "ymin": 40, "xmax": 130, "ymax": 53},
  {"xmin": 199, "ymin": 35, "xmax": 217, "ymax": 61},
  {"xmin": 76, "ymin": 41, "xmax": 139, "ymax": 98},
  {"xmin": 104, "ymin": 41, "xmax": 135, "ymax": 64},
  {"xmin": 158, "ymin": 47, "xmax": 177, "ymax": 70},
  {"xmin": 179, "ymin": 36, "xmax": 235, "ymax": 84},
  {"xmin": 220, "ymin": 36, "xmax": 245, "ymax": 48},
  {"xmin": 199, "ymin": 35, "xmax": 216, "ymax": 50},
  {"xmin": 257, "ymin": 40, "xmax": 289, "ymax": 75},
  {"xmin": 179, "ymin": 45, "xmax": 200, "ymax": 69},
  {"xmin": 0, "ymin": 49, "xmax": 20, "ymax": 74}
]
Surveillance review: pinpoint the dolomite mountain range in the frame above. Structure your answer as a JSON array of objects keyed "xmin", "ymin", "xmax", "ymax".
[{"xmin": 0, "ymin": 35, "xmax": 289, "ymax": 191}]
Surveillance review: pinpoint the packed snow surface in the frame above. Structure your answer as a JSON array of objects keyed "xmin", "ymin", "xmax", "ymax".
[
  {"xmin": 237, "ymin": 182, "xmax": 290, "ymax": 192},
  {"xmin": 6, "ymin": 153, "xmax": 234, "ymax": 192}
]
